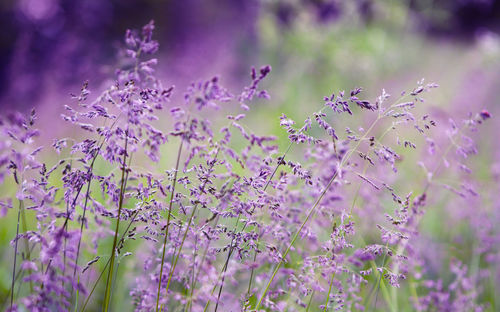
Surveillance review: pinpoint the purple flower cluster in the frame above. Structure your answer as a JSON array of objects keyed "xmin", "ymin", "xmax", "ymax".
[{"xmin": 0, "ymin": 21, "xmax": 494, "ymax": 312}]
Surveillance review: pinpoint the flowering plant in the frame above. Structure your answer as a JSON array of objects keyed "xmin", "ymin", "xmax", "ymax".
[{"xmin": 0, "ymin": 21, "xmax": 493, "ymax": 312}]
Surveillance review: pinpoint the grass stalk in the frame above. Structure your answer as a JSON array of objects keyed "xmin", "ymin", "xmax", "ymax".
[
  {"xmin": 156, "ymin": 139, "xmax": 184, "ymax": 312},
  {"xmin": 207, "ymin": 141, "xmax": 294, "ymax": 310},
  {"xmin": 323, "ymin": 273, "xmax": 335, "ymax": 312},
  {"xmin": 255, "ymin": 115, "xmax": 381, "ymax": 310},
  {"xmin": 305, "ymin": 290, "xmax": 315, "ymax": 312},
  {"xmin": 164, "ymin": 204, "xmax": 198, "ymax": 296},
  {"xmin": 19, "ymin": 202, "xmax": 33, "ymax": 293},
  {"xmin": 10, "ymin": 200, "xmax": 23, "ymax": 310},
  {"xmin": 162, "ymin": 148, "xmax": 220, "ymax": 311},
  {"xmin": 245, "ymin": 142, "xmax": 293, "ymax": 296},
  {"xmin": 80, "ymin": 208, "xmax": 140, "ymax": 312},
  {"xmin": 186, "ymin": 214, "xmax": 221, "ymax": 312},
  {"xmin": 103, "ymin": 132, "xmax": 129, "ymax": 312}
]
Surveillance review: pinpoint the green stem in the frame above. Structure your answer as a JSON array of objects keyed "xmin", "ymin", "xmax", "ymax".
[
  {"xmin": 203, "ymin": 217, "xmax": 241, "ymax": 312},
  {"xmin": 203, "ymin": 262, "xmax": 227, "ymax": 312},
  {"xmin": 214, "ymin": 236, "xmax": 237, "ymax": 312},
  {"xmin": 184, "ymin": 236, "xmax": 198, "ymax": 312},
  {"xmin": 162, "ymin": 147, "xmax": 219, "ymax": 309},
  {"xmin": 62, "ymin": 158, "xmax": 74, "ymax": 293},
  {"xmin": 323, "ymin": 273, "xmax": 335, "ymax": 312},
  {"xmin": 164, "ymin": 204, "xmax": 198, "ymax": 297},
  {"xmin": 103, "ymin": 132, "xmax": 129, "ymax": 312},
  {"xmin": 370, "ymin": 254, "xmax": 392, "ymax": 312},
  {"xmin": 71, "ymin": 161, "xmax": 97, "ymax": 302},
  {"xmin": 245, "ymin": 142, "xmax": 293, "ymax": 297},
  {"xmin": 80, "ymin": 208, "xmax": 141, "ymax": 312},
  {"xmin": 305, "ymin": 290, "xmax": 315, "ymax": 312},
  {"xmin": 156, "ymin": 139, "xmax": 184, "ymax": 312},
  {"xmin": 186, "ymin": 214, "xmax": 220, "ymax": 312},
  {"xmin": 10, "ymin": 200, "xmax": 23, "ymax": 310},
  {"xmin": 255, "ymin": 116, "xmax": 381, "ymax": 310},
  {"xmin": 20, "ymin": 201, "xmax": 33, "ymax": 293}
]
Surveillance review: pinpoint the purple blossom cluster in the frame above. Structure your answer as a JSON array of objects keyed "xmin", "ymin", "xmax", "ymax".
[{"xmin": 0, "ymin": 21, "xmax": 495, "ymax": 312}]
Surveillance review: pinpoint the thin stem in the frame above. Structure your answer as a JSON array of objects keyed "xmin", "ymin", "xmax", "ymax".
[
  {"xmin": 210, "ymin": 141, "xmax": 294, "ymax": 309},
  {"xmin": 40, "ymin": 163, "xmax": 92, "ymax": 295},
  {"xmin": 20, "ymin": 201, "xmax": 33, "ymax": 294},
  {"xmin": 187, "ymin": 214, "xmax": 220, "ymax": 312},
  {"xmin": 214, "ymin": 246, "xmax": 234, "ymax": 312},
  {"xmin": 62, "ymin": 115, "xmax": 119, "ymax": 234},
  {"xmin": 255, "ymin": 116, "xmax": 381, "ymax": 310},
  {"xmin": 10, "ymin": 200, "xmax": 23, "ymax": 310},
  {"xmin": 164, "ymin": 204, "xmax": 198, "ymax": 296},
  {"xmin": 2, "ymin": 232, "xmax": 45, "ymax": 311},
  {"xmin": 245, "ymin": 142, "xmax": 293, "ymax": 297},
  {"xmin": 371, "ymin": 251, "xmax": 392, "ymax": 312},
  {"xmin": 203, "ymin": 215, "xmax": 241, "ymax": 312},
  {"xmin": 73, "ymin": 169, "xmax": 95, "ymax": 271},
  {"xmin": 60, "ymin": 126, "xmax": 114, "ymax": 297},
  {"xmin": 70, "ymin": 164, "xmax": 95, "ymax": 301},
  {"xmin": 10, "ymin": 159, "xmax": 32, "ymax": 307},
  {"xmin": 264, "ymin": 142, "xmax": 293, "ymax": 191},
  {"xmin": 103, "ymin": 131, "xmax": 129, "ymax": 312},
  {"xmin": 323, "ymin": 273, "xmax": 335, "ymax": 312},
  {"xmin": 2, "ymin": 249, "xmax": 30, "ymax": 310},
  {"xmin": 184, "ymin": 236, "xmax": 198, "ymax": 312},
  {"xmin": 80, "ymin": 208, "xmax": 141, "ymax": 312},
  {"xmin": 305, "ymin": 290, "xmax": 315, "ymax": 312},
  {"xmin": 246, "ymin": 250, "xmax": 258, "ymax": 296},
  {"xmin": 156, "ymin": 139, "xmax": 184, "ymax": 312},
  {"xmin": 62, "ymin": 157, "xmax": 73, "ymax": 291},
  {"xmin": 164, "ymin": 148, "xmax": 220, "ymax": 308}
]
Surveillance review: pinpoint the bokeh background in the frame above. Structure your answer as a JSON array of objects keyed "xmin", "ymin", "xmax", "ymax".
[
  {"xmin": 1, "ymin": 0, "xmax": 500, "ymax": 311},
  {"xmin": 1, "ymin": 0, "xmax": 499, "ymax": 112},
  {"xmin": 2, "ymin": 0, "xmax": 499, "ymax": 183}
]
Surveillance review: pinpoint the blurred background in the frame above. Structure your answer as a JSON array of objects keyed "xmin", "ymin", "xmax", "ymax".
[
  {"xmin": 0, "ymin": 0, "xmax": 499, "ymax": 112},
  {"xmin": 2, "ymin": 0, "xmax": 499, "ymax": 160}
]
